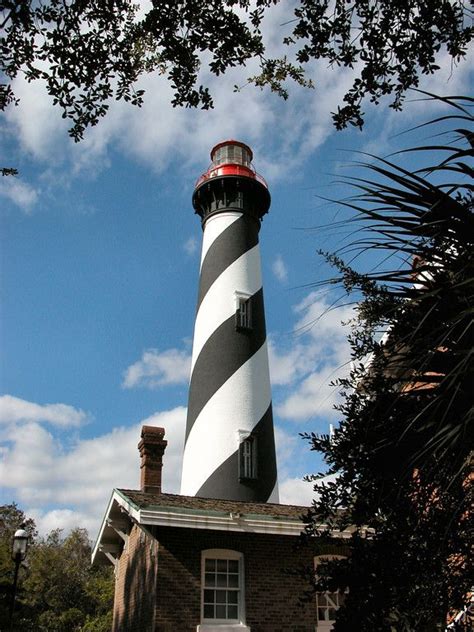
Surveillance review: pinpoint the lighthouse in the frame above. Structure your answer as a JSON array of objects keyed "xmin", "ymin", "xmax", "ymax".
[{"xmin": 180, "ymin": 140, "xmax": 278, "ymax": 503}]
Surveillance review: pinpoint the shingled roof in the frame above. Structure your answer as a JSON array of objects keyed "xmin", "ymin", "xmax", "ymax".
[{"xmin": 117, "ymin": 489, "xmax": 309, "ymax": 519}]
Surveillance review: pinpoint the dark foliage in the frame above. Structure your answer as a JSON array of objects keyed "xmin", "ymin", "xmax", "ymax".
[
  {"xmin": 0, "ymin": 504, "xmax": 114, "ymax": 632},
  {"xmin": 302, "ymin": 94, "xmax": 473, "ymax": 631},
  {"xmin": 1, "ymin": 167, "xmax": 18, "ymax": 176},
  {"xmin": 1, "ymin": 1, "xmax": 472, "ymax": 141}
]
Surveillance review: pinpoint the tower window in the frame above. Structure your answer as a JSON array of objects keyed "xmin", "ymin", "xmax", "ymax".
[
  {"xmin": 235, "ymin": 295, "xmax": 252, "ymax": 331},
  {"xmin": 239, "ymin": 436, "xmax": 257, "ymax": 480}
]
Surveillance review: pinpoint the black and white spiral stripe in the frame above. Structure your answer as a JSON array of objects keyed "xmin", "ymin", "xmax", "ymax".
[{"xmin": 180, "ymin": 210, "xmax": 278, "ymax": 502}]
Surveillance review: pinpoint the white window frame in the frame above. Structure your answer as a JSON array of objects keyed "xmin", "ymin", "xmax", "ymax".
[
  {"xmin": 314, "ymin": 555, "xmax": 347, "ymax": 632},
  {"xmin": 238, "ymin": 434, "xmax": 257, "ymax": 480},
  {"xmin": 234, "ymin": 292, "xmax": 252, "ymax": 332},
  {"xmin": 198, "ymin": 549, "xmax": 250, "ymax": 632}
]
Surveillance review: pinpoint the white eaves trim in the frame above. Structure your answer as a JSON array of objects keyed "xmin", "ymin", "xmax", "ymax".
[
  {"xmin": 91, "ymin": 490, "xmax": 141, "ymax": 564},
  {"xmin": 92, "ymin": 489, "xmax": 354, "ymax": 564},
  {"xmin": 138, "ymin": 507, "xmax": 305, "ymax": 535}
]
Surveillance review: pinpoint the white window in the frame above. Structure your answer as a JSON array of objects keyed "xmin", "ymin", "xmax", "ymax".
[
  {"xmin": 198, "ymin": 549, "xmax": 249, "ymax": 631},
  {"xmin": 315, "ymin": 555, "xmax": 347, "ymax": 631},
  {"xmin": 235, "ymin": 293, "xmax": 252, "ymax": 331},
  {"xmin": 239, "ymin": 436, "xmax": 257, "ymax": 480}
]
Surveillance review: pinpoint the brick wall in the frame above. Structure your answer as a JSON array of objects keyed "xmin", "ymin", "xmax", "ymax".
[
  {"xmin": 112, "ymin": 524, "xmax": 159, "ymax": 632},
  {"xmin": 112, "ymin": 523, "xmax": 347, "ymax": 631},
  {"xmin": 154, "ymin": 526, "xmax": 346, "ymax": 632}
]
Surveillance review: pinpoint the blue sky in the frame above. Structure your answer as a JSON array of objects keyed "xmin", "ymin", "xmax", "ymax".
[{"xmin": 1, "ymin": 4, "xmax": 472, "ymax": 536}]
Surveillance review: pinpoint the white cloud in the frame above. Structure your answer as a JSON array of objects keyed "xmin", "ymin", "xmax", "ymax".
[
  {"xmin": 273, "ymin": 425, "xmax": 314, "ymax": 507},
  {"xmin": 416, "ymin": 48, "xmax": 474, "ymax": 103},
  {"xmin": 272, "ymin": 254, "xmax": 288, "ymax": 283},
  {"xmin": 0, "ymin": 405, "xmax": 186, "ymax": 536},
  {"xmin": 0, "ymin": 177, "xmax": 39, "ymax": 213},
  {"xmin": 357, "ymin": 47, "xmax": 474, "ymax": 159},
  {"xmin": 276, "ymin": 367, "xmax": 343, "ymax": 420},
  {"xmin": 0, "ymin": 422, "xmax": 57, "ymax": 488},
  {"xmin": 183, "ymin": 236, "xmax": 199, "ymax": 256},
  {"xmin": 122, "ymin": 348, "xmax": 191, "ymax": 389},
  {"xmin": 268, "ymin": 339, "xmax": 314, "ymax": 386},
  {"xmin": 274, "ymin": 425, "xmax": 299, "ymax": 473},
  {"xmin": 5, "ymin": 76, "xmax": 68, "ymax": 163},
  {"xmin": 275, "ymin": 419, "xmax": 338, "ymax": 507},
  {"xmin": 0, "ymin": 395, "xmax": 88, "ymax": 428},
  {"xmin": 279, "ymin": 476, "xmax": 315, "ymax": 507},
  {"xmin": 270, "ymin": 292, "xmax": 353, "ymax": 421},
  {"xmin": 29, "ymin": 508, "xmax": 97, "ymax": 537},
  {"xmin": 279, "ymin": 472, "xmax": 339, "ymax": 507},
  {"xmin": 274, "ymin": 425, "xmax": 334, "ymax": 508}
]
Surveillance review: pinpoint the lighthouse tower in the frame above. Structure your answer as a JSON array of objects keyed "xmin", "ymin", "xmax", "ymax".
[{"xmin": 180, "ymin": 140, "xmax": 278, "ymax": 503}]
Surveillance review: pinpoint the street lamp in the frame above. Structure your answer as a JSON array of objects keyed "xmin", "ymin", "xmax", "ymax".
[{"xmin": 9, "ymin": 526, "xmax": 29, "ymax": 631}]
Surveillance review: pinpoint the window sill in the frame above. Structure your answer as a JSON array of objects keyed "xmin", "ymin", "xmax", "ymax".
[{"xmin": 197, "ymin": 625, "xmax": 250, "ymax": 632}]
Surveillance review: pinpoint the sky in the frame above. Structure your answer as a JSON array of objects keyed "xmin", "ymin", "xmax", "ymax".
[{"xmin": 1, "ymin": 3, "xmax": 473, "ymax": 538}]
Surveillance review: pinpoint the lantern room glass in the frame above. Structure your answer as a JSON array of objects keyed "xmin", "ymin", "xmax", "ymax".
[{"xmin": 212, "ymin": 144, "xmax": 252, "ymax": 168}]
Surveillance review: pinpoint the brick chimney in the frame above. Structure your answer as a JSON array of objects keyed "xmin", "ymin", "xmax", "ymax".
[{"xmin": 138, "ymin": 426, "xmax": 167, "ymax": 494}]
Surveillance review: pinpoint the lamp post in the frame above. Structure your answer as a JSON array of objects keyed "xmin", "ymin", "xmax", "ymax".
[{"xmin": 9, "ymin": 526, "xmax": 29, "ymax": 631}]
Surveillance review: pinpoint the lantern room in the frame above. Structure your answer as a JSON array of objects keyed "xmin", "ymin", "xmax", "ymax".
[
  {"xmin": 211, "ymin": 140, "xmax": 253, "ymax": 168},
  {"xmin": 194, "ymin": 140, "xmax": 268, "ymax": 191},
  {"xmin": 192, "ymin": 140, "xmax": 271, "ymax": 222}
]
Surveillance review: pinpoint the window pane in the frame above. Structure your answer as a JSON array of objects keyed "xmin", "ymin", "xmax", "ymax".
[
  {"xmin": 205, "ymin": 559, "xmax": 216, "ymax": 572},
  {"xmin": 228, "ymin": 591, "xmax": 238, "ymax": 604},
  {"xmin": 327, "ymin": 592, "xmax": 339, "ymax": 607},
  {"xmin": 216, "ymin": 573, "xmax": 227, "ymax": 587},
  {"xmin": 228, "ymin": 560, "xmax": 238, "ymax": 573},
  {"xmin": 216, "ymin": 605, "xmax": 227, "ymax": 619},
  {"xmin": 228, "ymin": 573, "xmax": 239, "ymax": 588},
  {"xmin": 204, "ymin": 604, "xmax": 214, "ymax": 619},
  {"xmin": 216, "ymin": 590, "xmax": 226, "ymax": 604},
  {"xmin": 214, "ymin": 148, "xmax": 224, "ymax": 166},
  {"xmin": 217, "ymin": 559, "xmax": 227, "ymax": 572},
  {"xmin": 318, "ymin": 594, "xmax": 328, "ymax": 607},
  {"xmin": 318, "ymin": 608, "xmax": 327, "ymax": 621},
  {"xmin": 203, "ymin": 589, "xmax": 214, "ymax": 603},
  {"xmin": 205, "ymin": 573, "xmax": 215, "ymax": 587},
  {"xmin": 228, "ymin": 605, "xmax": 238, "ymax": 619}
]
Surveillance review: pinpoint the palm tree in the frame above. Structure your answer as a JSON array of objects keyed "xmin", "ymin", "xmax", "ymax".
[{"xmin": 304, "ymin": 93, "xmax": 473, "ymax": 632}]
